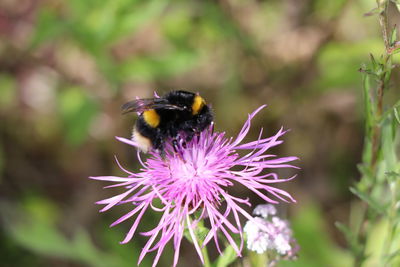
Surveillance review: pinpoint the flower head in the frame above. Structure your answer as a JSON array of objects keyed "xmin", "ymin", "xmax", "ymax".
[
  {"xmin": 91, "ymin": 105, "xmax": 298, "ymax": 267},
  {"xmin": 244, "ymin": 204, "xmax": 299, "ymax": 262}
]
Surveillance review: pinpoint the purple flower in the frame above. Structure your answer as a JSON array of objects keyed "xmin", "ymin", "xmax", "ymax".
[{"xmin": 90, "ymin": 105, "xmax": 298, "ymax": 267}]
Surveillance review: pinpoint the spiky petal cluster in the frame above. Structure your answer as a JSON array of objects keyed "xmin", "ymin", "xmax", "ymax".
[{"xmin": 90, "ymin": 105, "xmax": 298, "ymax": 267}]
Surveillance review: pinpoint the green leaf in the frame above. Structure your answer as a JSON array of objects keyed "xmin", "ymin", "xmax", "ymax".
[
  {"xmin": 349, "ymin": 187, "xmax": 385, "ymax": 215},
  {"xmin": 184, "ymin": 224, "xmax": 209, "ymax": 244},
  {"xmin": 370, "ymin": 53, "xmax": 378, "ymax": 71},
  {"xmin": 364, "ymin": 219, "xmax": 400, "ymax": 267},
  {"xmin": 394, "ymin": 107, "xmax": 400, "ymax": 124},
  {"xmin": 335, "ymin": 222, "xmax": 364, "ymax": 258},
  {"xmin": 357, "ymin": 164, "xmax": 373, "ymax": 182},
  {"xmin": 384, "ymin": 249, "xmax": 400, "ymax": 263},
  {"xmin": 381, "ymin": 99, "xmax": 400, "ymax": 122},
  {"xmin": 381, "ymin": 119, "xmax": 397, "ymax": 171},
  {"xmin": 213, "ymin": 245, "xmax": 238, "ymax": 267},
  {"xmin": 385, "ymin": 171, "xmax": 400, "ymax": 183},
  {"xmin": 363, "ymin": 73, "xmax": 374, "ymax": 130},
  {"xmin": 335, "ymin": 222, "xmax": 353, "ymax": 243},
  {"xmin": 390, "ymin": 27, "xmax": 398, "ymax": 46}
]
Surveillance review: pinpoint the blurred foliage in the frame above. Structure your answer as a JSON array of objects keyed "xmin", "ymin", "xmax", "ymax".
[
  {"xmin": 1, "ymin": 0, "xmax": 399, "ymax": 266},
  {"xmin": 58, "ymin": 86, "xmax": 98, "ymax": 145},
  {"xmin": 335, "ymin": 1, "xmax": 400, "ymax": 265},
  {"xmin": 2, "ymin": 196, "xmax": 153, "ymax": 267},
  {"xmin": 279, "ymin": 202, "xmax": 352, "ymax": 267}
]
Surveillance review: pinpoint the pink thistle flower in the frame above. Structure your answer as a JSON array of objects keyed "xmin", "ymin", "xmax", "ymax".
[{"xmin": 90, "ymin": 105, "xmax": 298, "ymax": 267}]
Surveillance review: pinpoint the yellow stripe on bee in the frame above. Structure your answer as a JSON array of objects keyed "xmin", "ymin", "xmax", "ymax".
[
  {"xmin": 143, "ymin": 109, "xmax": 160, "ymax": 128},
  {"xmin": 192, "ymin": 95, "xmax": 205, "ymax": 115}
]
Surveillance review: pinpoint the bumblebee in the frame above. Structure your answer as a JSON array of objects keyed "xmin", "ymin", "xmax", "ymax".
[{"xmin": 122, "ymin": 90, "xmax": 213, "ymax": 153}]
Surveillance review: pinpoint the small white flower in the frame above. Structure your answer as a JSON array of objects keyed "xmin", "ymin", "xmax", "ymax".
[
  {"xmin": 274, "ymin": 234, "xmax": 291, "ymax": 255},
  {"xmin": 253, "ymin": 204, "xmax": 277, "ymax": 218},
  {"xmin": 244, "ymin": 204, "xmax": 298, "ymax": 260},
  {"xmin": 244, "ymin": 217, "xmax": 270, "ymax": 254}
]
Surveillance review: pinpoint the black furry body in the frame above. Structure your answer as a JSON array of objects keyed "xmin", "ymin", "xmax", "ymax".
[{"xmin": 122, "ymin": 90, "xmax": 213, "ymax": 153}]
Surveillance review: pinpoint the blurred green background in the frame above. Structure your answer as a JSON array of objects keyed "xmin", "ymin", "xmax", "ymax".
[{"xmin": 0, "ymin": 0, "xmax": 397, "ymax": 266}]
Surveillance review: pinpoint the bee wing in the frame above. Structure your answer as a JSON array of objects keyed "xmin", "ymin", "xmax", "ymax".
[
  {"xmin": 121, "ymin": 98, "xmax": 184, "ymax": 114},
  {"xmin": 121, "ymin": 98, "xmax": 164, "ymax": 114}
]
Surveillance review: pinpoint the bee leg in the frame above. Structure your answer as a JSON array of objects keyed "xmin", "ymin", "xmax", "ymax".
[
  {"xmin": 172, "ymin": 131, "xmax": 187, "ymax": 149},
  {"xmin": 153, "ymin": 146, "xmax": 165, "ymax": 158},
  {"xmin": 210, "ymin": 121, "xmax": 214, "ymax": 134},
  {"xmin": 172, "ymin": 138, "xmax": 187, "ymax": 162},
  {"xmin": 185, "ymin": 129, "xmax": 196, "ymax": 143},
  {"xmin": 153, "ymin": 137, "xmax": 166, "ymax": 158},
  {"xmin": 181, "ymin": 139, "xmax": 187, "ymax": 149},
  {"xmin": 172, "ymin": 139, "xmax": 179, "ymax": 153},
  {"xmin": 159, "ymin": 149, "xmax": 166, "ymax": 158}
]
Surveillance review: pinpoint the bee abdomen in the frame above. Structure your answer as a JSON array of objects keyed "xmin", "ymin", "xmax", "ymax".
[{"xmin": 132, "ymin": 127, "xmax": 152, "ymax": 153}]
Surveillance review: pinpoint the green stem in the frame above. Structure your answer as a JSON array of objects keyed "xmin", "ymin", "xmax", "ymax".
[
  {"xmin": 354, "ymin": 1, "xmax": 393, "ymax": 266},
  {"xmin": 382, "ymin": 178, "xmax": 400, "ymax": 266},
  {"xmin": 378, "ymin": 0, "xmax": 390, "ymax": 51},
  {"xmin": 194, "ymin": 219, "xmax": 211, "ymax": 267},
  {"xmin": 372, "ymin": 0, "xmax": 390, "ymax": 173},
  {"xmin": 201, "ymin": 245, "xmax": 212, "ymax": 267}
]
